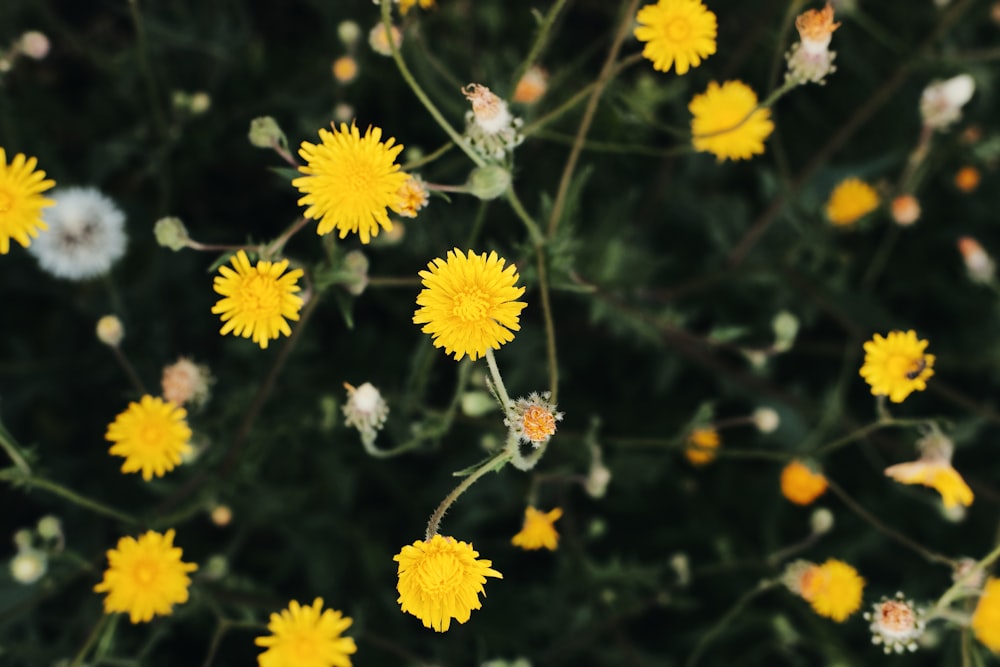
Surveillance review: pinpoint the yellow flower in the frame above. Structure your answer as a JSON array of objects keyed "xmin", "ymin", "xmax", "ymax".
[
  {"xmin": 780, "ymin": 460, "xmax": 828, "ymax": 505},
  {"xmin": 972, "ymin": 578, "xmax": 1000, "ymax": 653},
  {"xmin": 93, "ymin": 529, "xmax": 197, "ymax": 624},
  {"xmin": 0, "ymin": 148, "xmax": 55, "ymax": 254},
  {"xmin": 634, "ymin": 0, "xmax": 717, "ymax": 75},
  {"xmin": 396, "ymin": 174, "xmax": 429, "ymax": 218},
  {"xmin": 105, "ymin": 395, "xmax": 192, "ymax": 481},
  {"xmin": 685, "ymin": 427, "xmax": 720, "ymax": 465},
  {"xmin": 212, "ymin": 250, "xmax": 304, "ymax": 350},
  {"xmin": 394, "ymin": 534, "xmax": 502, "ymax": 632},
  {"xmin": 255, "ymin": 598, "xmax": 357, "ymax": 667},
  {"xmin": 859, "ymin": 330, "xmax": 934, "ymax": 403},
  {"xmin": 512, "ymin": 507, "xmax": 563, "ymax": 551},
  {"xmin": 505, "ymin": 391, "xmax": 563, "ymax": 446},
  {"xmin": 884, "ymin": 458, "xmax": 973, "ymax": 509},
  {"xmin": 413, "ymin": 248, "xmax": 527, "ymax": 361},
  {"xmin": 825, "ymin": 178, "xmax": 879, "ymax": 226},
  {"xmin": 690, "ymin": 81, "xmax": 774, "ymax": 162},
  {"xmin": 798, "ymin": 559, "xmax": 865, "ymax": 622},
  {"xmin": 293, "ymin": 122, "xmax": 408, "ymax": 244},
  {"xmin": 400, "ymin": 0, "xmax": 436, "ymax": 14}
]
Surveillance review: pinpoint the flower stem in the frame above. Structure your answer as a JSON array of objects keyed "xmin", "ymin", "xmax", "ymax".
[
  {"xmin": 425, "ymin": 451, "xmax": 512, "ymax": 540},
  {"xmin": 381, "ymin": 0, "xmax": 485, "ymax": 167},
  {"xmin": 265, "ymin": 216, "xmax": 309, "ymax": 256},
  {"xmin": 70, "ymin": 614, "xmax": 110, "ymax": 667},
  {"xmin": 110, "ymin": 343, "xmax": 148, "ymax": 395},
  {"xmin": 508, "ymin": 0, "xmax": 571, "ymax": 94},
  {"xmin": 0, "ymin": 421, "xmax": 31, "ymax": 475},
  {"xmin": 930, "ymin": 541, "xmax": 1000, "ymax": 619},
  {"xmin": 0, "ymin": 469, "xmax": 140, "ymax": 525},
  {"xmin": 685, "ymin": 578, "xmax": 781, "ymax": 667},
  {"xmin": 484, "ymin": 349, "xmax": 512, "ymax": 412}
]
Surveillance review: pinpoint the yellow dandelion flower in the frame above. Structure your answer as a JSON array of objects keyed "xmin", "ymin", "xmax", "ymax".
[
  {"xmin": 293, "ymin": 122, "xmax": 408, "ymax": 244},
  {"xmin": 690, "ymin": 81, "xmax": 774, "ymax": 162},
  {"xmin": 0, "ymin": 148, "xmax": 56, "ymax": 254},
  {"xmin": 825, "ymin": 178, "xmax": 879, "ymax": 226},
  {"xmin": 413, "ymin": 248, "xmax": 527, "ymax": 361},
  {"xmin": 512, "ymin": 507, "xmax": 563, "ymax": 551},
  {"xmin": 685, "ymin": 427, "xmax": 720, "ymax": 465},
  {"xmin": 396, "ymin": 174, "xmax": 429, "ymax": 218},
  {"xmin": 634, "ymin": 0, "xmax": 717, "ymax": 75},
  {"xmin": 394, "ymin": 534, "xmax": 502, "ymax": 632},
  {"xmin": 780, "ymin": 460, "xmax": 828, "ymax": 505},
  {"xmin": 884, "ymin": 458, "xmax": 973, "ymax": 509},
  {"xmin": 400, "ymin": 0, "xmax": 436, "ymax": 14},
  {"xmin": 211, "ymin": 250, "xmax": 304, "ymax": 350},
  {"xmin": 859, "ymin": 330, "xmax": 934, "ymax": 403},
  {"xmin": 255, "ymin": 598, "xmax": 357, "ymax": 667},
  {"xmin": 798, "ymin": 559, "xmax": 865, "ymax": 622},
  {"xmin": 972, "ymin": 578, "xmax": 1000, "ymax": 653},
  {"xmin": 93, "ymin": 529, "xmax": 197, "ymax": 624},
  {"xmin": 105, "ymin": 395, "xmax": 192, "ymax": 481}
]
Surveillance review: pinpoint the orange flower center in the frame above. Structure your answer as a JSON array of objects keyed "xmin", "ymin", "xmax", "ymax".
[
  {"xmin": 522, "ymin": 405, "xmax": 557, "ymax": 441},
  {"xmin": 878, "ymin": 600, "xmax": 915, "ymax": 633}
]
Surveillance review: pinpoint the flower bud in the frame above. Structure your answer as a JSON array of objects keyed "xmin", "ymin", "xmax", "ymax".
[
  {"xmin": 18, "ymin": 31, "xmax": 50, "ymax": 60},
  {"xmin": 890, "ymin": 194, "xmax": 921, "ymax": 226},
  {"xmin": 920, "ymin": 74, "xmax": 975, "ymax": 130},
  {"xmin": 36, "ymin": 516, "xmax": 62, "ymax": 542},
  {"xmin": 10, "ymin": 549, "xmax": 47, "ymax": 585},
  {"xmin": 337, "ymin": 20, "xmax": 361, "ymax": 47},
  {"xmin": 461, "ymin": 390, "xmax": 498, "ymax": 417},
  {"xmin": 96, "ymin": 315, "xmax": 124, "ymax": 347},
  {"xmin": 368, "ymin": 23, "xmax": 401, "ymax": 56},
  {"xmin": 752, "ymin": 407, "xmax": 780, "ymax": 433},
  {"xmin": 810, "ymin": 507, "xmax": 834, "ymax": 535},
  {"xmin": 248, "ymin": 116, "xmax": 287, "ymax": 149},
  {"xmin": 153, "ymin": 216, "xmax": 190, "ymax": 251},
  {"xmin": 342, "ymin": 250, "xmax": 370, "ymax": 296},
  {"xmin": 466, "ymin": 165, "xmax": 512, "ymax": 200},
  {"xmin": 772, "ymin": 311, "xmax": 799, "ymax": 352}
]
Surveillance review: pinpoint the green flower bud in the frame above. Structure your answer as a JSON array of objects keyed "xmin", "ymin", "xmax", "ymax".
[
  {"xmin": 153, "ymin": 216, "xmax": 190, "ymax": 251},
  {"xmin": 772, "ymin": 310, "xmax": 800, "ymax": 352},
  {"xmin": 248, "ymin": 116, "xmax": 287, "ymax": 150},
  {"xmin": 466, "ymin": 165, "xmax": 511, "ymax": 200}
]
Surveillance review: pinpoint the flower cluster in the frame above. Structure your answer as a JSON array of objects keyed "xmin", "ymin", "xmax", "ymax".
[{"xmin": 462, "ymin": 84, "xmax": 524, "ymax": 161}]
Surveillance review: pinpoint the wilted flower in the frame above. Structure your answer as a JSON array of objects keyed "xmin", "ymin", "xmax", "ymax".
[
  {"xmin": 462, "ymin": 84, "xmax": 524, "ymax": 161},
  {"xmin": 513, "ymin": 66, "xmax": 549, "ymax": 104},
  {"xmin": 890, "ymin": 194, "xmax": 921, "ymax": 226},
  {"xmin": 957, "ymin": 237, "xmax": 995, "ymax": 284},
  {"xmin": 864, "ymin": 593, "xmax": 924, "ymax": 654},
  {"xmin": 343, "ymin": 382, "xmax": 389, "ymax": 446},
  {"xmin": 161, "ymin": 357, "xmax": 213, "ymax": 408},
  {"xmin": 920, "ymin": 74, "xmax": 975, "ymax": 130},
  {"xmin": 785, "ymin": 3, "xmax": 840, "ymax": 84},
  {"xmin": 884, "ymin": 430, "xmax": 973, "ymax": 509},
  {"xmin": 28, "ymin": 187, "xmax": 126, "ymax": 280}
]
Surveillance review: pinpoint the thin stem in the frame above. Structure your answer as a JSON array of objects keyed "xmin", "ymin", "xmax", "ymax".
[
  {"xmin": 546, "ymin": 0, "xmax": 641, "ymax": 238},
  {"xmin": 685, "ymin": 579, "xmax": 780, "ymax": 667},
  {"xmin": 401, "ymin": 141, "xmax": 454, "ymax": 171},
  {"xmin": 484, "ymin": 349, "xmax": 512, "ymax": 412},
  {"xmin": 0, "ymin": 469, "xmax": 140, "ymax": 524},
  {"xmin": 930, "ymin": 541, "xmax": 1000, "ymax": 618},
  {"xmin": 808, "ymin": 417, "xmax": 931, "ymax": 457},
  {"xmin": 271, "ymin": 139, "xmax": 298, "ymax": 167},
  {"xmin": 505, "ymin": 186, "xmax": 546, "ymax": 247},
  {"xmin": 381, "ymin": 1, "xmax": 485, "ymax": 167},
  {"xmin": 425, "ymin": 451, "xmax": 512, "ymax": 540},
  {"xmin": 509, "ymin": 0, "xmax": 571, "ymax": 94},
  {"xmin": 265, "ymin": 216, "xmax": 309, "ymax": 256},
  {"xmin": 826, "ymin": 478, "xmax": 954, "ymax": 566},
  {"xmin": 69, "ymin": 610, "xmax": 110, "ymax": 667},
  {"xmin": 536, "ymin": 250, "xmax": 559, "ymax": 402},
  {"xmin": 126, "ymin": 0, "xmax": 166, "ymax": 135},
  {"xmin": 0, "ymin": 421, "xmax": 31, "ymax": 474},
  {"xmin": 110, "ymin": 344, "xmax": 147, "ymax": 395}
]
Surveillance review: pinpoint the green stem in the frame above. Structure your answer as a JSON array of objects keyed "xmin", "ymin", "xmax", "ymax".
[
  {"xmin": 505, "ymin": 186, "xmax": 545, "ymax": 249},
  {"xmin": 0, "ymin": 469, "xmax": 139, "ymax": 524},
  {"xmin": 0, "ymin": 421, "xmax": 31, "ymax": 474},
  {"xmin": 930, "ymin": 541, "xmax": 1000, "ymax": 618},
  {"xmin": 685, "ymin": 579, "xmax": 780, "ymax": 667},
  {"xmin": 808, "ymin": 417, "xmax": 932, "ymax": 457},
  {"xmin": 484, "ymin": 349, "xmax": 512, "ymax": 412},
  {"xmin": 425, "ymin": 451, "xmax": 512, "ymax": 539},
  {"xmin": 265, "ymin": 216, "xmax": 309, "ymax": 257},
  {"xmin": 535, "ymin": 249, "xmax": 559, "ymax": 402},
  {"xmin": 381, "ymin": 1, "xmax": 485, "ymax": 167},
  {"xmin": 126, "ymin": 0, "xmax": 167, "ymax": 135},
  {"xmin": 509, "ymin": 0, "xmax": 571, "ymax": 94},
  {"xmin": 69, "ymin": 613, "xmax": 110, "ymax": 667},
  {"xmin": 401, "ymin": 141, "xmax": 454, "ymax": 171},
  {"xmin": 547, "ymin": 0, "xmax": 641, "ymax": 238},
  {"xmin": 110, "ymin": 344, "xmax": 148, "ymax": 395}
]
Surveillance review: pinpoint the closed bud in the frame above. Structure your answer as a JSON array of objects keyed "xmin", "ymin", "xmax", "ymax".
[
  {"xmin": 248, "ymin": 116, "xmax": 287, "ymax": 150},
  {"xmin": 772, "ymin": 311, "xmax": 800, "ymax": 352},
  {"xmin": 96, "ymin": 315, "xmax": 124, "ymax": 347},
  {"xmin": 153, "ymin": 216, "xmax": 190, "ymax": 251},
  {"xmin": 466, "ymin": 165, "xmax": 511, "ymax": 200}
]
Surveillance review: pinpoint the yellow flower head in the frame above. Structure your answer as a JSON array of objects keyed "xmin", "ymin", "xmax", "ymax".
[
  {"xmin": 685, "ymin": 427, "xmax": 720, "ymax": 465},
  {"xmin": 884, "ymin": 458, "xmax": 973, "ymax": 509},
  {"xmin": 293, "ymin": 122, "xmax": 408, "ymax": 243},
  {"xmin": 972, "ymin": 578, "xmax": 1000, "ymax": 653},
  {"xmin": 690, "ymin": 81, "xmax": 774, "ymax": 162},
  {"xmin": 394, "ymin": 534, "xmax": 502, "ymax": 632},
  {"xmin": 780, "ymin": 460, "xmax": 828, "ymax": 505},
  {"xmin": 255, "ymin": 598, "xmax": 358, "ymax": 667},
  {"xmin": 105, "ymin": 395, "xmax": 193, "ymax": 481},
  {"xmin": 400, "ymin": 0, "xmax": 436, "ymax": 15},
  {"xmin": 512, "ymin": 507, "xmax": 563, "ymax": 551},
  {"xmin": 797, "ymin": 559, "xmax": 865, "ymax": 622},
  {"xmin": 825, "ymin": 178, "xmax": 879, "ymax": 226},
  {"xmin": 859, "ymin": 330, "xmax": 934, "ymax": 403},
  {"xmin": 634, "ymin": 0, "xmax": 717, "ymax": 75},
  {"xmin": 211, "ymin": 250, "xmax": 304, "ymax": 350},
  {"xmin": 0, "ymin": 148, "xmax": 56, "ymax": 254},
  {"xmin": 505, "ymin": 391, "xmax": 563, "ymax": 447},
  {"xmin": 93, "ymin": 529, "xmax": 197, "ymax": 624},
  {"xmin": 413, "ymin": 248, "xmax": 527, "ymax": 361},
  {"xmin": 396, "ymin": 174, "xmax": 429, "ymax": 218}
]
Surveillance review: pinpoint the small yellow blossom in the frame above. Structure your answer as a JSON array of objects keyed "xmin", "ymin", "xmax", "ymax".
[
  {"xmin": 400, "ymin": 0, "xmax": 436, "ymax": 14},
  {"xmin": 105, "ymin": 395, "xmax": 193, "ymax": 481},
  {"xmin": 634, "ymin": 0, "xmax": 717, "ymax": 75},
  {"xmin": 859, "ymin": 330, "xmax": 934, "ymax": 403},
  {"xmin": 690, "ymin": 81, "xmax": 774, "ymax": 162},
  {"xmin": 93, "ymin": 529, "xmax": 197, "ymax": 624},
  {"xmin": 972, "ymin": 578, "xmax": 1000, "ymax": 653},
  {"xmin": 396, "ymin": 174, "xmax": 429, "ymax": 218},
  {"xmin": 255, "ymin": 598, "xmax": 357, "ymax": 667},
  {"xmin": 685, "ymin": 427, "xmax": 720, "ymax": 466},
  {"xmin": 885, "ymin": 458, "xmax": 973, "ymax": 509},
  {"xmin": 513, "ymin": 66, "xmax": 548, "ymax": 104},
  {"xmin": 511, "ymin": 507, "xmax": 563, "ymax": 551},
  {"xmin": 890, "ymin": 194, "xmax": 921, "ymax": 226},
  {"xmin": 825, "ymin": 178, "xmax": 879, "ymax": 226},
  {"xmin": 780, "ymin": 460, "xmax": 828, "ymax": 505},
  {"xmin": 955, "ymin": 165, "xmax": 980, "ymax": 193},
  {"xmin": 0, "ymin": 148, "xmax": 56, "ymax": 254},
  {"xmin": 505, "ymin": 391, "xmax": 563, "ymax": 447},
  {"xmin": 796, "ymin": 559, "xmax": 865, "ymax": 622},
  {"xmin": 211, "ymin": 250, "xmax": 304, "ymax": 350},
  {"xmin": 394, "ymin": 534, "xmax": 502, "ymax": 632},
  {"xmin": 331, "ymin": 56, "xmax": 358, "ymax": 84}
]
